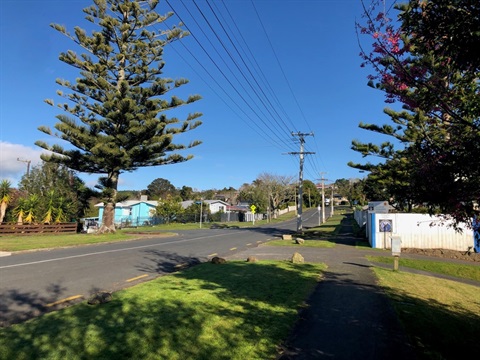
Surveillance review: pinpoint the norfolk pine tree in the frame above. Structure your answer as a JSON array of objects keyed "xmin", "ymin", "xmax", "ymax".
[{"xmin": 36, "ymin": 0, "xmax": 202, "ymax": 233}]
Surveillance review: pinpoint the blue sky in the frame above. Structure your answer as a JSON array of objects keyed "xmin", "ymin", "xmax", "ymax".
[{"xmin": 0, "ymin": 0, "xmax": 391, "ymax": 191}]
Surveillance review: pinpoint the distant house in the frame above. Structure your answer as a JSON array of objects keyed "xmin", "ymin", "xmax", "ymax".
[
  {"xmin": 95, "ymin": 195, "xmax": 158, "ymax": 227},
  {"xmin": 95, "ymin": 197, "xmax": 232, "ymax": 226},
  {"xmin": 180, "ymin": 200, "xmax": 229, "ymax": 214}
]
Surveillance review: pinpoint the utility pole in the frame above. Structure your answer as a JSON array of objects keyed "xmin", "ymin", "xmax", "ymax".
[
  {"xmin": 17, "ymin": 158, "xmax": 31, "ymax": 176},
  {"xmin": 318, "ymin": 172, "xmax": 327, "ymax": 224},
  {"xmin": 289, "ymin": 132, "xmax": 315, "ymax": 233},
  {"xmin": 331, "ymin": 183, "xmax": 335, "ymax": 216}
]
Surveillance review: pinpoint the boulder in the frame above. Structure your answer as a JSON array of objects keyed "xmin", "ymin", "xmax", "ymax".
[
  {"xmin": 291, "ymin": 252, "xmax": 304, "ymax": 264},
  {"xmin": 211, "ymin": 256, "xmax": 226, "ymax": 264},
  {"xmin": 246, "ymin": 256, "xmax": 258, "ymax": 263},
  {"xmin": 295, "ymin": 238, "xmax": 305, "ymax": 245},
  {"xmin": 88, "ymin": 291, "xmax": 112, "ymax": 305},
  {"xmin": 282, "ymin": 234, "xmax": 293, "ymax": 240}
]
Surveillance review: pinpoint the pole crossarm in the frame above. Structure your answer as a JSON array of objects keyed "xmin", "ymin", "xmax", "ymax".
[
  {"xmin": 289, "ymin": 132, "xmax": 315, "ymax": 233},
  {"xmin": 287, "ymin": 152, "xmax": 316, "ymax": 155}
]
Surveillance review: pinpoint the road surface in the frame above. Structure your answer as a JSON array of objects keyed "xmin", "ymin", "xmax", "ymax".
[{"xmin": 0, "ymin": 207, "xmax": 330, "ymax": 326}]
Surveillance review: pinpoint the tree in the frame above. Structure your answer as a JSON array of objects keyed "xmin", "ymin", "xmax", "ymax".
[
  {"xmin": 0, "ymin": 180, "xmax": 12, "ymax": 223},
  {"xmin": 255, "ymin": 173, "xmax": 295, "ymax": 219},
  {"xmin": 238, "ymin": 183, "xmax": 267, "ymax": 212},
  {"xmin": 18, "ymin": 162, "xmax": 94, "ymax": 223},
  {"xmin": 181, "ymin": 201, "xmax": 211, "ymax": 223},
  {"xmin": 179, "ymin": 185, "xmax": 193, "ymax": 201},
  {"xmin": 154, "ymin": 195, "xmax": 183, "ymax": 224},
  {"xmin": 334, "ymin": 179, "xmax": 353, "ymax": 206},
  {"xmin": 351, "ymin": 0, "xmax": 480, "ymax": 226},
  {"xmin": 36, "ymin": 0, "xmax": 203, "ymax": 233},
  {"xmin": 302, "ymin": 180, "xmax": 321, "ymax": 207},
  {"xmin": 147, "ymin": 178, "xmax": 177, "ymax": 200}
]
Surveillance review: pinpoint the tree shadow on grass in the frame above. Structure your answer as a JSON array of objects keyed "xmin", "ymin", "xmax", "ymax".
[
  {"xmin": 382, "ymin": 283, "xmax": 480, "ymax": 359},
  {"xmin": 0, "ymin": 261, "xmax": 324, "ymax": 360},
  {"xmin": 1, "ymin": 260, "xmax": 478, "ymax": 359}
]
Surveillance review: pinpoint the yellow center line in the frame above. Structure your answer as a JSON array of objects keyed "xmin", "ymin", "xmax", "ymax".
[
  {"xmin": 208, "ymin": 253, "xmax": 218, "ymax": 257},
  {"xmin": 246, "ymin": 243, "xmax": 252, "ymax": 246},
  {"xmin": 230, "ymin": 247, "xmax": 237, "ymax": 251},
  {"xmin": 46, "ymin": 295, "xmax": 83, "ymax": 307},
  {"xmin": 126, "ymin": 274, "xmax": 148, "ymax": 283}
]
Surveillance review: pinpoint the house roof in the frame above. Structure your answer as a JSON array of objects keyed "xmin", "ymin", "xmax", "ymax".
[
  {"xmin": 95, "ymin": 200, "xmax": 158, "ymax": 208},
  {"xmin": 180, "ymin": 199, "xmax": 230, "ymax": 209},
  {"xmin": 96, "ymin": 199, "xmax": 229, "ymax": 209}
]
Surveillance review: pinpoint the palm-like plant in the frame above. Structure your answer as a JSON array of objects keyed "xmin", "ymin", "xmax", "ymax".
[
  {"xmin": 43, "ymin": 190, "xmax": 56, "ymax": 224},
  {"xmin": 23, "ymin": 194, "xmax": 39, "ymax": 224},
  {"xmin": 14, "ymin": 198, "xmax": 27, "ymax": 225},
  {"xmin": 0, "ymin": 180, "xmax": 12, "ymax": 223},
  {"xmin": 54, "ymin": 196, "xmax": 71, "ymax": 223}
]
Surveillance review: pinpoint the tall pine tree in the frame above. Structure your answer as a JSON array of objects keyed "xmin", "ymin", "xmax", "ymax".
[{"xmin": 36, "ymin": 0, "xmax": 202, "ymax": 232}]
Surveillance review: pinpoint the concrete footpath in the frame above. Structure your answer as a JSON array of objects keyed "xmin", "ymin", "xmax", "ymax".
[{"xmin": 227, "ymin": 215, "xmax": 446, "ymax": 359}]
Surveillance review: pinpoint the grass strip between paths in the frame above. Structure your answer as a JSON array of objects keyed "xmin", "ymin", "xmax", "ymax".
[
  {"xmin": 266, "ymin": 214, "xmax": 345, "ymax": 247},
  {"xmin": 0, "ymin": 260, "xmax": 326, "ymax": 360},
  {"xmin": 367, "ymin": 255, "xmax": 480, "ymax": 282}
]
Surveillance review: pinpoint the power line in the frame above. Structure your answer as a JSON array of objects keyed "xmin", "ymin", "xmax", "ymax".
[{"xmin": 164, "ymin": 0, "xmax": 296, "ymax": 150}]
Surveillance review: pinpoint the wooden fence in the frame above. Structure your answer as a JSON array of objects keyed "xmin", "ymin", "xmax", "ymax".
[{"xmin": 0, "ymin": 222, "xmax": 78, "ymax": 235}]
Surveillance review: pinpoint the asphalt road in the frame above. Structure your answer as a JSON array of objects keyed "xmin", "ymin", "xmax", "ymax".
[{"xmin": 0, "ymin": 207, "xmax": 330, "ymax": 326}]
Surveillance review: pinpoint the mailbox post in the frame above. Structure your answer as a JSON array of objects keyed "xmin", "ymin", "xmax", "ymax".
[{"xmin": 391, "ymin": 236, "xmax": 401, "ymax": 271}]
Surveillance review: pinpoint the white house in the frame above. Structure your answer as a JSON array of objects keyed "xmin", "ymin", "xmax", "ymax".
[{"xmin": 180, "ymin": 200, "xmax": 229, "ymax": 213}]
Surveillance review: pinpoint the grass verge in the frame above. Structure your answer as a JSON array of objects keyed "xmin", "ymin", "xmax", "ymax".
[
  {"xmin": 265, "ymin": 213, "xmax": 345, "ymax": 247},
  {"xmin": 266, "ymin": 239, "xmax": 335, "ymax": 248},
  {"xmin": 372, "ymin": 267, "xmax": 480, "ymax": 359},
  {"xmin": 0, "ymin": 213, "xmax": 298, "ymax": 252},
  {"xmin": 367, "ymin": 255, "xmax": 480, "ymax": 282},
  {"xmin": 0, "ymin": 260, "xmax": 326, "ymax": 360},
  {"xmin": 0, "ymin": 232, "xmax": 174, "ymax": 252}
]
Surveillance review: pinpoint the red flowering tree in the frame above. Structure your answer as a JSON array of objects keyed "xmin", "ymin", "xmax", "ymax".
[{"xmin": 349, "ymin": 0, "xmax": 480, "ymax": 227}]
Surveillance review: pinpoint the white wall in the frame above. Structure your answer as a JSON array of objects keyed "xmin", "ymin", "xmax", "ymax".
[
  {"xmin": 278, "ymin": 206, "xmax": 296, "ymax": 216},
  {"xmin": 354, "ymin": 211, "xmax": 474, "ymax": 251}
]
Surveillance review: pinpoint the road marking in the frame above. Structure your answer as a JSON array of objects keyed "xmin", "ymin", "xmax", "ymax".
[
  {"xmin": 46, "ymin": 295, "xmax": 83, "ymax": 307},
  {"xmin": 246, "ymin": 243, "xmax": 252, "ymax": 246},
  {"xmin": 229, "ymin": 247, "xmax": 237, "ymax": 251},
  {"xmin": 256, "ymin": 241, "xmax": 262, "ymax": 243},
  {"xmin": 0, "ymin": 233, "xmax": 235, "ymax": 269},
  {"xmin": 126, "ymin": 274, "xmax": 148, "ymax": 283},
  {"xmin": 208, "ymin": 253, "xmax": 218, "ymax": 257}
]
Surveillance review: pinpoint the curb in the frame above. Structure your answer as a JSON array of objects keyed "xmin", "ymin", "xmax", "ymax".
[{"xmin": 0, "ymin": 251, "xmax": 12, "ymax": 257}]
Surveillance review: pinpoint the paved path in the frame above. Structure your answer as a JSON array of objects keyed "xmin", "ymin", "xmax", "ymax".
[{"xmin": 227, "ymin": 214, "xmax": 477, "ymax": 359}]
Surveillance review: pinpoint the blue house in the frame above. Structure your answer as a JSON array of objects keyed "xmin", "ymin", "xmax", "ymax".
[{"xmin": 96, "ymin": 195, "xmax": 158, "ymax": 227}]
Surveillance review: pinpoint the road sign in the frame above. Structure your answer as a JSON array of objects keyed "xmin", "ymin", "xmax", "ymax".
[{"xmin": 250, "ymin": 205, "xmax": 256, "ymax": 214}]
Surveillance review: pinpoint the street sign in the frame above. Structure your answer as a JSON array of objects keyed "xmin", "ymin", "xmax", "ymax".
[{"xmin": 250, "ymin": 205, "xmax": 256, "ymax": 214}]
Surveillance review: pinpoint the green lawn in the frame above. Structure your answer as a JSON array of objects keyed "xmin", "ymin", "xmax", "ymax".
[
  {"xmin": 372, "ymin": 267, "xmax": 480, "ymax": 359},
  {"xmin": 265, "ymin": 213, "xmax": 345, "ymax": 247},
  {"xmin": 0, "ymin": 232, "xmax": 174, "ymax": 252},
  {"xmin": 0, "ymin": 261, "xmax": 326, "ymax": 360}
]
